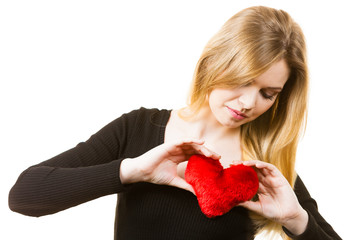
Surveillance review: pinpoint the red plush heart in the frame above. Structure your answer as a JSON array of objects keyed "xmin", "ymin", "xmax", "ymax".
[{"xmin": 185, "ymin": 154, "xmax": 259, "ymax": 218}]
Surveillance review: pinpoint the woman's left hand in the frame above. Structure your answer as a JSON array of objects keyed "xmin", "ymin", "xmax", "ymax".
[{"xmin": 238, "ymin": 160, "xmax": 308, "ymax": 236}]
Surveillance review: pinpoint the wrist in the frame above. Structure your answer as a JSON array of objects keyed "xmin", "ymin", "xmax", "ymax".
[
  {"xmin": 282, "ymin": 208, "xmax": 309, "ymax": 236},
  {"xmin": 119, "ymin": 158, "xmax": 142, "ymax": 184}
]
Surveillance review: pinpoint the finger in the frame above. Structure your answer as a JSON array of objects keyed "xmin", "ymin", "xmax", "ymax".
[
  {"xmin": 238, "ymin": 200, "xmax": 262, "ymax": 214},
  {"xmin": 169, "ymin": 177, "xmax": 196, "ymax": 195},
  {"xmin": 245, "ymin": 162, "xmax": 287, "ymax": 189},
  {"xmin": 242, "ymin": 160, "xmax": 262, "ymax": 167},
  {"xmin": 243, "ymin": 160, "xmax": 278, "ymax": 176},
  {"xmin": 230, "ymin": 159, "xmax": 245, "ymax": 166},
  {"xmin": 166, "ymin": 139, "xmax": 204, "ymax": 157},
  {"xmin": 198, "ymin": 146, "xmax": 221, "ymax": 160},
  {"xmin": 179, "ymin": 140, "xmax": 221, "ymax": 160},
  {"xmin": 177, "ymin": 139, "xmax": 205, "ymax": 146},
  {"xmin": 175, "ymin": 140, "xmax": 205, "ymax": 153}
]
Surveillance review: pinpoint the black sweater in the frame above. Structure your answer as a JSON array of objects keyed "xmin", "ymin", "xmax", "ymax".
[{"xmin": 9, "ymin": 108, "xmax": 341, "ymax": 239}]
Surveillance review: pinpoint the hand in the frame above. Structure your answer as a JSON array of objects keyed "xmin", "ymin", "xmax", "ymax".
[
  {"xmin": 238, "ymin": 160, "xmax": 308, "ymax": 235},
  {"xmin": 119, "ymin": 139, "xmax": 220, "ymax": 193}
]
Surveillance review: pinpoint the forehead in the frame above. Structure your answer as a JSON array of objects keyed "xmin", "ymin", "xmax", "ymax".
[{"xmin": 255, "ymin": 59, "xmax": 289, "ymax": 88}]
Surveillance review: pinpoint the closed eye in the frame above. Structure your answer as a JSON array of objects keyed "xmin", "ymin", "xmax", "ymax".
[
  {"xmin": 260, "ymin": 86, "xmax": 282, "ymax": 100},
  {"xmin": 260, "ymin": 90, "xmax": 279, "ymax": 101}
]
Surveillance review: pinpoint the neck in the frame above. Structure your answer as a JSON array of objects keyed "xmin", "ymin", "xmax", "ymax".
[{"xmin": 181, "ymin": 106, "xmax": 240, "ymax": 141}]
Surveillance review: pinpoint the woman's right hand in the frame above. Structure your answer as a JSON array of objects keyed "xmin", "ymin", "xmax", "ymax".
[{"xmin": 119, "ymin": 139, "xmax": 220, "ymax": 193}]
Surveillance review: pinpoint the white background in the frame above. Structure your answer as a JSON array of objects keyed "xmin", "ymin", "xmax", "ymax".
[{"xmin": 1, "ymin": 0, "xmax": 359, "ymax": 239}]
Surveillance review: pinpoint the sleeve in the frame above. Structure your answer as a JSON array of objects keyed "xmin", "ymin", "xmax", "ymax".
[
  {"xmin": 8, "ymin": 109, "xmax": 140, "ymax": 217},
  {"xmin": 282, "ymin": 176, "xmax": 342, "ymax": 240}
]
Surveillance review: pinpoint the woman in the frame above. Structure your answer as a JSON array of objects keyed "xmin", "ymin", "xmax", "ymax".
[{"xmin": 9, "ymin": 6, "xmax": 341, "ymax": 240}]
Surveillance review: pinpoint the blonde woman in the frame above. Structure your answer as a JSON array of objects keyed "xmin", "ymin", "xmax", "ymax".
[{"xmin": 9, "ymin": 6, "xmax": 341, "ymax": 240}]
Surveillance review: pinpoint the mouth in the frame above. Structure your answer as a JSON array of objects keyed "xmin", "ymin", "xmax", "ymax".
[{"xmin": 226, "ymin": 106, "xmax": 248, "ymax": 120}]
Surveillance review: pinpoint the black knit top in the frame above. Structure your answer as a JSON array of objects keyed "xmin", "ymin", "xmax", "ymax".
[{"xmin": 9, "ymin": 108, "xmax": 341, "ymax": 239}]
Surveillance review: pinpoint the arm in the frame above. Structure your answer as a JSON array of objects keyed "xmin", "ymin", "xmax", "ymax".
[
  {"xmin": 8, "ymin": 110, "xmax": 136, "ymax": 217},
  {"xmin": 9, "ymin": 108, "xmax": 219, "ymax": 217},
  {"xmin": 119, "ymin": 139, "xmax": 220, "ymax": 193},
  {"xmin": 239, "ymin": 161, "xmax": 342, "ymax": 240},
  {"xmin": 282, "ymin": 176, "xmax": 342, "ymax": 240}
]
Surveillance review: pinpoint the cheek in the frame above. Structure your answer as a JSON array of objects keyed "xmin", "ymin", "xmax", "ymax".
[
  {"xmin": 255, "ymin": 99, "xmax": 275, "ymax": 116},
  {"xmin": 208, "ymin": 90, "xmax": 231, "ymax": 107}
]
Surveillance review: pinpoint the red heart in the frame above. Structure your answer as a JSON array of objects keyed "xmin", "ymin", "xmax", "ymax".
[{"xmin": 185, "ymin": 154, "xmax": 259, "ymax": 218}]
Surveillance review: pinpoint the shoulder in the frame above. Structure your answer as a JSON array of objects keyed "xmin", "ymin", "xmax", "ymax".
[
  {"xmin": 122, "ymin": 107, "xmax": 172, "ymax": 127},
  {"xmin": 91, "ymin": 107, "xmax": 171, "ymax": 138},
  {"xmin": 117, "ymin": 107, "xmax": 171, "ymax": 154},
  {"xmin": 117, "ymin": 107, "xmax": 172, "ymax": 141}
]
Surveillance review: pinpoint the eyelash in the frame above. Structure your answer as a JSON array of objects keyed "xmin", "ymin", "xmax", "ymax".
[
  {"xmin": 236, "ymin": 83, "xmax": 278, "ymax": 101},
  {"xmin": 260, "ymin": 91, "xmax": 276, "ymax": 101}
]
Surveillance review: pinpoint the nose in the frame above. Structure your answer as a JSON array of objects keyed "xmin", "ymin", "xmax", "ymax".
[{"xmin": 238, "ymin": 89, "xmax": 256, "ymax": 110}]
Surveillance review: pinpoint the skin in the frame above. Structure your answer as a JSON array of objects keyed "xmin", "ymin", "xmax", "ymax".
[
  {"xmin": 208, "ymin": 59, "xmax": 289, "ymax": 129},
  {"xmin": 120, "ymin": 59, "xmax": 308, "ymax": 236},
  {"xmin": 239, "ymin": 160, "xmax": 308, "ymax": 235}
]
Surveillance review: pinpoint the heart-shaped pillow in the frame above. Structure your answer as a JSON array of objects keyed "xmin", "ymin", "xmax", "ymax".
[{"xmin": 185, "ymin": 154, "xmax": 259, "ymax": 218}]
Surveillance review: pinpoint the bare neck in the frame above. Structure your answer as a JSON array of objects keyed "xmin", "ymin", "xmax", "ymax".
[
  {"xmin": 166, "ymin": 107, "xmax": 243, "ymax": 167},
  {"xmin": 177, "ymin": 106, "xmax": 240, "ymax": 141}
]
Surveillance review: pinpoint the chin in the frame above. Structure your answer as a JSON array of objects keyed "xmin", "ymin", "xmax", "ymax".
[
  {"xmin": 229, "ymin": 117, "xmax": 254, "ymax": 128},
  {"xmin": 221, "ymin": 119, "xmax": 244, "ymax": 129}
]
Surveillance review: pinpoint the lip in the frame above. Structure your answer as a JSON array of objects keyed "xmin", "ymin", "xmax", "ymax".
[{"xmin": 226, "ymin": 106, "xmax": 248, "ymax": 120}]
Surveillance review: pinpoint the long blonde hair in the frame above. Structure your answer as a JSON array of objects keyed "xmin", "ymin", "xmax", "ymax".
[{"xmin": 182, "ymin": 6, "xmax": 308, "ymax": 239}]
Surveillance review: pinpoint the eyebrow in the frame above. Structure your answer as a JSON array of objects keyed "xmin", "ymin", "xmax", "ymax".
[{"xmin": 265, "ymin": 87, "xmax": 283, "ymax": 91}]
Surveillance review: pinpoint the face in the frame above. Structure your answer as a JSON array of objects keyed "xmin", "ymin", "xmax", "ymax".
[{"xmin": 208, "ymin": 59, "xmax": 290, "ymax": 129}]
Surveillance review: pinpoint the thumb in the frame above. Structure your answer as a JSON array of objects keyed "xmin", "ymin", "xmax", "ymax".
[
  {"xmin": 238, "ymin": 200, "xmax": 262, "ymax": 214},
  {"xmin": 169, "ymin": 177, "xmax": 195, "ymax": 195},
  {"xmin": 230, "ymin": 159, "xmax": 245, "ymax": 166}
]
